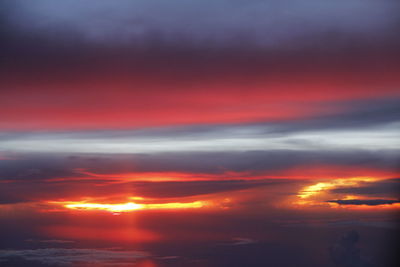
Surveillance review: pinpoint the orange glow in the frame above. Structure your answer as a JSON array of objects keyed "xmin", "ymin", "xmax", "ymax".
[
  {"xmin": 292, "ymin": 177, "xmax": 400, "ymax": 209},
  {"xmin": 136, "ymin": 259, "xmax": 158, "ymax": 267},
  {"xmin": 45, "ymin": 168, "xmax": 398, "ymax": 184},
  {"xmin": 297, "ymin": 177, "xmax": 377, "ymax": 199},
  {"xmin": 54, "ymin": 200, "xmax": 208, "ymax": 213},
  {"xmin": 67, "ymin": 170, "xmax": 279, "ymax": 182}
]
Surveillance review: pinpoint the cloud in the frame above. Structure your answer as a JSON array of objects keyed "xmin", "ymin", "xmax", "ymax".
[
  {"xmin": 3, "ymin": 127, "xmax": 399, "ymax": 154},
  {"xmin": 268, "ymin": 97, "xmax": 400, "ymax": 133},
  {"xmin": 279, "ymin": 219, "xmax": 399, "ymax": 230},
  {"xmin": 330, "ymin": 178, "xmax": 400, "ymax": 198},
  {"xmin": 3, "ymin": 0, "xmax": 399, "ymax": 48},
  {"xmin": 230, "ymin": 237, "xmax": 257, "ymax": 246},
  {"xmin": 4, "ymin": 95, "xmax": 400, "ymax": 183},
  {"xmin": 327, "ymin": 199, "xmax": 400, "ymax": 206},
  {"xmin": 216, "ymin": 237, "xmax": 258, "ymax": 247},
  {"xmin": 1, "ymin": 97, "xmax": 399, "ymax": 153},
  {"xmin": 181, "ymin": 241, "xmax": 312, "ymax": 267},
  {"xmin": 0, "ymin": 177, "xmax": 292, "ymax": 205},
  {"xmin": 324, "ymin": 220, "xmax": 399, "ymax": 230},
  {"xmin": 2, "ymin": 4, "xmax": 399, "ymax": 132},
  {"xmin": 4, "ymin": 149, "xmax": 400, "ymax": 178},
  {"xmin": 25, "ymin": 239, "xmax": 75, "ymax": 244},
  {"xmin": 329, "ymin": 230, "xmax": 373, "ymax": 267},
  {"xmin": 0, "ymin": 248, "xmax": 149, "ymax": 267}
]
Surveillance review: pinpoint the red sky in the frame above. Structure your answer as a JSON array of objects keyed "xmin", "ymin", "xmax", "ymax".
[{"xmin": 0, "ymin": 1, "xmax": 399, "ymax": 266}]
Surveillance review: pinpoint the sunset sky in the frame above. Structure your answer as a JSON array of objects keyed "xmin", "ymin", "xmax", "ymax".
[{"xmin": 1, "ymin": 1, "xmax": 399, "ymax": 266}]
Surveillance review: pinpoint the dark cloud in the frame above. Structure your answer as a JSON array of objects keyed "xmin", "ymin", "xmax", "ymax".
[
  {"xmin": 0, "ymin": 248, "xmax": 148, "ymax": 267},
  {"xmin": 329, "ymin": 230, "xmax": 373, "ymax": 267},
  {"xmin": 25, "ymin": 239, "xmax": 75, "ymax": 245},
  {"xmin": 279, "ymin": 219, "xmax": 400, "ymax": 230},
  {"xmin": 265, "ymin": 97, "xmax": 400, "ymax": 134},
  {"xmin": 111, "ymin": 179, "xmax": 287, "ymax": 198},
  {"xmin": 3, "ymin": 0, "xmax": 399, "ymax": 47},
  {"xmin": 0, "ymin": 178, "xmax": 292, "ymax": 205},
  {"xmin": 0, "ymin": 155, "xmax": 84, "ymax": 181},
  {"xmin": 330, "ymin": 179, "xmax": 400, "ymax": 198},
  {"xmin": 1, "ymin": 1, "xmax": 399, "ymax": 132},
  {"xmin": 0, "ymin": 149, "xmax": 398, "ymax": 182},
  {"xmin": 163, "ymin": 241, "xmax": 313, "ymax": 267},
  {"xmin": 1, "ymin": 0, "xmax": 399, "ymax": 76},
  {"xmin": 327, "ymin": 199, "xmax": 400, "ymax": 206},
  {"xmin": 0, "ymin": 148, "xmax": 398, "ymax": 183}
]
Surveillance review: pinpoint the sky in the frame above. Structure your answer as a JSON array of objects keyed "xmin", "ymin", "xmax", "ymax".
[{"xmin": 0, "ymin": 1, "xmax": 399, "ymax": 266}]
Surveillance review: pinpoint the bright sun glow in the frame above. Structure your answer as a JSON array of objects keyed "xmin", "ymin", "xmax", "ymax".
[
  {"xmin": 297, "ymin": 177, "xmax": 377, "ymax": 199},
  {"xmin": 65, "ymin": 202, "xmax": 144, "ymax": 212},
  {"xmin": 55, "ymin": 200, "xmax": 207, "ymax": 213}
]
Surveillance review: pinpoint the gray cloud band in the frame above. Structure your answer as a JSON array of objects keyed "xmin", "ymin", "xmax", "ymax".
[{"xmin": 1, "ymin": 97, "xmax": 399, "ymax": 154}]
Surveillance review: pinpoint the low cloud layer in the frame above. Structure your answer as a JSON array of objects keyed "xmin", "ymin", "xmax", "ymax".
[
  {"xmin": 0, "ymin": 248, "xmax": 148, "ymax": 266},
  {"xmin": 0, "ymin": 178, "xmax": 290, "ymax": 204},
  {"xmin": 0, "ymin": 149, "xmax": 398, "ymax": 181}
]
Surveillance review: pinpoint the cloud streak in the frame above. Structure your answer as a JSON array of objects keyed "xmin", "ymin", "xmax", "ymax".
[
  {"xmin": 1, "ymin": 97, "xmax": 399, "ymax": 153},
  {"xmin": 327, "ymin": 199, "xmax": 400, "ymax": 206}
]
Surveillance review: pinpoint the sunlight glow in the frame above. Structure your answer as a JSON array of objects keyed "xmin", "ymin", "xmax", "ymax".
[
  {"xmin": 65, "ymin": 202, "xmax": 144, "ymax": 212},
  {"xmin": 55, "ymin": 200, "xmax": 207, "ymax": 213},
  {"xmin": 297, "ymin": 177, "xmax": 377, "ymax": 199}
]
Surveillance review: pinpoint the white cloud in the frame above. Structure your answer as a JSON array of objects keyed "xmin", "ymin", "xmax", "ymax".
[{"xmin": 1, "ymin": 123, "xmax": 399, "ymax": 153}]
